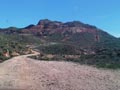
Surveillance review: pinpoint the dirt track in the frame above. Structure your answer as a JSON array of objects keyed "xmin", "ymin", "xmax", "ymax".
[{"xmin": 0, "ymin": 52, "xmax": 120, "ymax": 90}]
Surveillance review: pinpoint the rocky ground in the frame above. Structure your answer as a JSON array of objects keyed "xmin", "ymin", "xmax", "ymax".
[{"xmin": 0, "ymin": 52, "xmax": 120, "ymax": 90}]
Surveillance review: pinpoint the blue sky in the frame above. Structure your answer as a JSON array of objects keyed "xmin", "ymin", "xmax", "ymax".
[{"xmin": 0, "ymin": 0, "xmax": 120, "ymax": 37}]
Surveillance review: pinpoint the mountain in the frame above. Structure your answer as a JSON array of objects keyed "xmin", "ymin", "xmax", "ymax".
[
  {"xmin": 0, "ymin": 19, "xmax": 119, "ymax": 49},
  {"xmin": 19, "ymin": 19, "xmax": 118, "ymax": 48},
  {"xmin": 0, "ymin": 19, "xmax": 120, "ymax": 68}
]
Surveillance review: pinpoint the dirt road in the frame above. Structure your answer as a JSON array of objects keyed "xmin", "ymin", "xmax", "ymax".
[{"xmin": 0, "ymin": 52, "xmax": 120, "ymax": 90}]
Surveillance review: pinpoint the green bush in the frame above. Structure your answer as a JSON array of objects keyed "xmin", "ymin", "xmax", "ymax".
[{"xmin": 38, "ymin": 44, "xmax": 79, "ymax": 55}]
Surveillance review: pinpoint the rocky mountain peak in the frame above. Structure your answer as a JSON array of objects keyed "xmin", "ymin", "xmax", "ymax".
[{"xmin": 37, "ymin": 19, "xmax": 53, "ymax": 25}]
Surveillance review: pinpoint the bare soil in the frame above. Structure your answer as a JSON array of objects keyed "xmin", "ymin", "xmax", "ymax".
[{"xmin": 0, "ymin": 52, "xmax": 120, "ymax": 90}]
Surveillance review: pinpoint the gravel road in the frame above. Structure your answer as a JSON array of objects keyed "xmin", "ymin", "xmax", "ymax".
[{"xmin": 0, "ymin": 52, "xmax": 120, "ymax": 90}]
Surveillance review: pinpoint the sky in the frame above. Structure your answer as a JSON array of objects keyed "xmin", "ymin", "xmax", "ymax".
[{"xmin": 0, "ymin": 0, "xmax": 120, "ymax": 37}]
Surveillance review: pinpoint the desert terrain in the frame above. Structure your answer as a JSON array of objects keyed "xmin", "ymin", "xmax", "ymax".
[{"xmin": 0, "ymin": 52, "xmax": 120, "ymax": 90}]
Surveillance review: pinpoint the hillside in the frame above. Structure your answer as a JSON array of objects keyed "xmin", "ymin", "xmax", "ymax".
[
  {"xmin": 0, "ymin": 33, "xmax": 41, "ymax": 61},
  {"xmin": 0, "ymin": 19, "xmax": 120, "ymax": 68},
  {"xmin": 1, "ymin": 19, "xmax": 117, "ymax": 47},
  {"xmin": 21, "ymin": 19, "xmax": 117, "ymax": 47}
]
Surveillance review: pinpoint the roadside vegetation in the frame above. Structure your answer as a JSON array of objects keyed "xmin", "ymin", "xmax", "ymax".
[
  {"xmin": 30, "ymin": 43, "xmax": 120, "ymax": 69},
  {"xmin": 0, "ymin": 33, "xmax": 40, "ymax": 62}
]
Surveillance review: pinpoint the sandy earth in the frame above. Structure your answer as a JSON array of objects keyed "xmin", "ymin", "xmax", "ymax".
[{"xmin": 0, "ymin": 52, "xmax": 120, "ymax": 90}]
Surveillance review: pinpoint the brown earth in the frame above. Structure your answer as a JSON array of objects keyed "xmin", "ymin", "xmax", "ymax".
[{"xmin": 0, "ymin": 52, "xmax": 120, "ymax": 90}]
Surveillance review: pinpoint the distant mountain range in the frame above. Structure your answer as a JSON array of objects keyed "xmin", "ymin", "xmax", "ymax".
[{"xmin": 0, "ymin": 19, "xmax": 119, "ymax": 48}]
